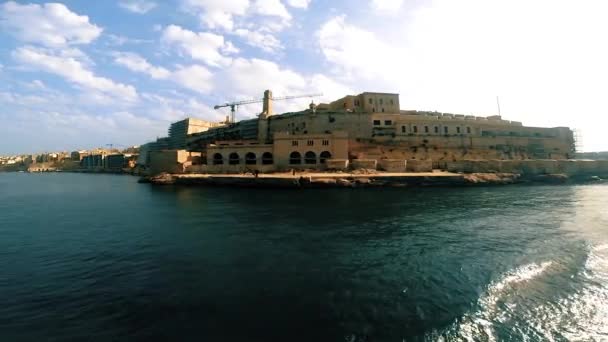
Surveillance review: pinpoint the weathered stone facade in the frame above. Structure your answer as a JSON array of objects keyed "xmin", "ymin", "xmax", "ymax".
[{"xmin": 143, "ymin": 91, "xmax": 577, "ymax": 174}]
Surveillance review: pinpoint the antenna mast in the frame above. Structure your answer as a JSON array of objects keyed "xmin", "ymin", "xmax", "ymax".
[{"xmin": 496, "ymin": 96, "xmax": 501, "ymax": 116}]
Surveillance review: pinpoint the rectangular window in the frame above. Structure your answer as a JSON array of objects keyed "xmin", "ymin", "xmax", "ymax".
[
  {"xmin": 292, "ymin": 141, "xmax": 298, "ymax": 146},
  {"xmin": 369, "ymin": 98, "xmax": 373, "ymax": 104},
  {"xmin": 401, "ymin": 126, "xmax": 406, "ymax": 133},
  {"xmin": 307, "ymin": 140, "xmax": 314, "ymax": 146},
  {"xmin": 444, "ymin": 126, "xmax": 448, "ymax": 134},
  {"xmin": 390, "ymin": 99, "xmax": 394, "ymax": 105},
  {"xmin": 413, "ymin": 126, "xmax": 418, "ymax": 133},
  {"xmin": 384, "ymin": 120, "xmax": 392, "ymax": 125},
  {"xmin": 322, "ymin": 140, "xmax": 329, "ymax": 146},
  {"xmin": 457, "ymin": 127, "xmax": 461, "ymax": 134},
  {"xmin": 434, "ymin": 126, "xmax": 439, "ymax": 133},
  {"xmin": 373, "ymin": 120, "xmax": 381, "ymax": 126},
  {"xmin": 466, "ymin": 127, "xmax": 471, "ymax": 134},
  {"xmin": 380, "ymin": 99, "xmax": 383, "ymax": 105},
  {"xmin": 424, "ymin": 126, "xmax": 429, "ymax": 133}
]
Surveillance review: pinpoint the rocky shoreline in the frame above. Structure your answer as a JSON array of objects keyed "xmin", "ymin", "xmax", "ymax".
[{"xmin": 140, "ymin": 172, "xmax": 605, "ymax": 188}]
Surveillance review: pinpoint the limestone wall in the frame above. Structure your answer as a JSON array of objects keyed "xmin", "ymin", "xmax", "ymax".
[
  {"xmin": 406, "ymin": 160, "xmax": 433, "ymax": 172},
  {"xmin": 186, "ymin": 163, "xmax": 275, "ymax": 174},
  {"xmin": 326, "ymin": 159, "xmax": 349, "ymax": 170},
  {"xmin": 149, "ymin": 150, "xmax": 201, "ymax": 175},
  {"xmin": 378, "ymin": 159, "xmax": 407, "ymax": 172},
  {"xmin": 351, "ymin": 159, "xmax": 377, "ymax": 170},
  {"xmin": 446, "ymin": 159, "xmax": 608, "ymax": 176}
]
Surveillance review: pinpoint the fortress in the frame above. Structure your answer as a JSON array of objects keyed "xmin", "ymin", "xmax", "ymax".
[{"xmin": 143, "ymin": 90, "xmax": 576, "ymax": 174}]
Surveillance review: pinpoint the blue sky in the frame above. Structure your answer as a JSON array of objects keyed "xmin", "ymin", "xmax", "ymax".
[{"xmin": 1, "ymin": 0, "xmax": 607, "ymax": 154}]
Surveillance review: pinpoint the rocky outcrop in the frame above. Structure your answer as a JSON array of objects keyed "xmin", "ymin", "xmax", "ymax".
[
  {"xmin": 141, "ymin": 172, "xmax": 176, "ymax": 185},
  {"xmin": 462, "ymin": 173, "xmax": 520, "ymax": 184}
]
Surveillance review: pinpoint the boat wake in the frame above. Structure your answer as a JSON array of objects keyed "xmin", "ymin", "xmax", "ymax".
[{"xmin": 434, "ymin": 243, "xmax": 608, "ymax": 341}]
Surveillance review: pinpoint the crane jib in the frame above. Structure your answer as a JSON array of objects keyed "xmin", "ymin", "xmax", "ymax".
[{"xmin": 213, "ymin": 92, "xmax": 322, "ymax": 123}]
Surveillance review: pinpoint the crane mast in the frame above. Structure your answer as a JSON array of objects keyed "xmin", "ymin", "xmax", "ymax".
[{"xmin": 214, "ymin": 90, "xmax": 322, "ymax": 124}]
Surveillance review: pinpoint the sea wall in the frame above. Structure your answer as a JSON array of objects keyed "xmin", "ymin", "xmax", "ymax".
[
  {"xmin": 149, "ymin": 150, "xmax": 202, "ymax": 175},
  {"xmin": 406, "ymin": 160, "xmax": 433, "ymax": 172},
  {"xmin": 351, "ymin": 159, "xmax": 377, "ymax": 170},
  {"xmin": 326, "ymin": 159, "xmax": 349, "ymax": 170},
  {"xmin": 378, "ymin": 159, "xmax": 407, "ymax": 172},
  {"xmin": 445, "ymin": 159, "xmax": 608, "ymax": 176}
]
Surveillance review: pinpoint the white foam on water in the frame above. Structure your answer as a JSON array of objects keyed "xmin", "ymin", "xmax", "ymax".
[
  {"xmin": 438, "ymin": 261, "xmax": 554, "ymax": 341},
  {"xmin": 517, "ymin": 243, "xmax": 608, "ymax": 342},
  {"xmin": 556, "ymin": 243, "xmax": 608, "ymax": 341},
  {"xmin": 436, "ymin": 243, "xmax": 608, "ymax": 341}
]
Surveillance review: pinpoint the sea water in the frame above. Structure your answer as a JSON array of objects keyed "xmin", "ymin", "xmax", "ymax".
[{"xmin": 0, "ymin": 173, "xmax": 606, "ymax": 341}]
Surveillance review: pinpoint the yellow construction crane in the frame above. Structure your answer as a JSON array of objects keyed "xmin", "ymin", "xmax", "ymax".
[{"xmin": 214, "ymin": 91, "xmax": 322, "ymax": 124}]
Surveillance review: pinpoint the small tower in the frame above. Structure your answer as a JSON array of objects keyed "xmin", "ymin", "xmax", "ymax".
[
  {"xmin": 258, "ymin": 90, "xmax": 272, "ymax": 143},
  {"xmin": 261, "ymin": 89, "xmax": 273, "ymax": 118},
  {"xmin": 309, "ymin": 101, "xmax": 317, "ymax": 115}
]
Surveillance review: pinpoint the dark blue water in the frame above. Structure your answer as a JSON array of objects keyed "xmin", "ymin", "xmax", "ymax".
[{"xmin": 0, "ymin": 173, "xmax": 606, "ymax": 341}]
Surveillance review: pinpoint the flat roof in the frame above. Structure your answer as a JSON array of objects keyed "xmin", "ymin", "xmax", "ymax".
[{"xmin": 361, "ymin": 92, "xmax": 399, "ymax": 96}]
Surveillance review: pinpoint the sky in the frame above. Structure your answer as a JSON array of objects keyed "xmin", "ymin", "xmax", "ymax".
[{"xmin": 0, "ymin": 0, "xmax": 607, "ymax": 154}]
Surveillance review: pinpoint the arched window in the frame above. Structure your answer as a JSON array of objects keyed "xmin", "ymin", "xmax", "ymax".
[
  {"xmin": 262, "ymin": 152, "xmax": 273, "ymax": 165},
  {"xmin": 289, "ymin": 151, "xmax": 301, "ymax": 165},
  {"xmin": 304, "ymin": 151, "xmax": 316, "ymax": 164},
  {"xmin": 213, "ymin": 153, "xmax": 223, "ymax": 165},
  {"xmin": 245, "ymin": 152, "xmax": 256, "ymax": 165},
  {"xmin": 229, "ymin": 152, "xmax": 239, "ymax": 165},
  {"xmin": 320, "ymin": 151, "xmax": 332, "ymax": 163}
]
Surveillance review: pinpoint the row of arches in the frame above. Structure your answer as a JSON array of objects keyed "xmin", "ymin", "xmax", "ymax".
[
  {"xmin": 212, "ymin": 151, "xmax": 332, "ymax": 166},
  {"xmin": 289, "ymin": 151, "xmax": 331, "ymax": 165},
  {"xmin": 213, "ymin": 152, "xmax": 273, "ymax": 165}
]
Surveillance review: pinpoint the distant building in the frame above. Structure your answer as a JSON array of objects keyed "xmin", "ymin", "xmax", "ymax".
[
  {"xmin": 141, "ymin": 90, "xmax": 577, "ymax": 175},
  {"xmin": 71, "ymin": 150, "xmax": 89, "ymax": 161},
  {"xmin": 183, "ymin": 90, "xmax": 575, "ymax": 173},
  {"xmin": 168, "ymin": 118, "xmax": 221, "ymax": 149},
  {"xmin": 138, "ymin": 118, "xmax": 221, "ymax": 167},
  {"xmin": 576, "ymin": 151, "xmax": 608, "ymax": 160},
  {"xmin": 81, "ymin": 154, "xmax": 104, "ymax": 169},
  {"xmin": 105, "ymin": 154, "xmax": 126, "ymax": 170}
]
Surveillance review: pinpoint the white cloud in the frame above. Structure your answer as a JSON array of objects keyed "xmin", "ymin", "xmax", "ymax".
[
  {"xmin": 0, "ymin": 1, "xmax": 102, "ymax": 47},
  {"xmin": 161, "ymin": 25, "xmax": 235, "ymax": 67},
  {"xmin": 172, "ymin": 65, "xmax": 214, "ymax": 94},
  {"xmin": 1, "ymin": 107, "xmax": 168, "ymax": 153},
  {"xmin": 141, "ymin": 92, "xmax": 222, "ymax": 122},
  {"xmin": 318, "ymin": 1, "xmax": 608, "ymax": 151},
  {"xmin": 253, "ymin": 0, "xmax": 291, "ymax": 20},
  {"xmin": 111, "ymin": 51, "xmax": 215, "ymax": 94},
  {"xmin": 286, "ymin": 0, "xmax": 310, "ymax": 9},
  {"xmin": 113, "ymin": 52, "xmax": 171, "ymax": 79},
  {"xmin": 212, "ymin": 57, "xmax": 351, "ymax": 115},
  {"xmin": 215, "ymin": 58, "xmax": 304, "ymax": 98},
  {"xmin": 0, "ymin": 87, "xmax": 174, "ymax": 154},
  {"xmin": 309, "ymin": 74, "xmax": 355, "ymax": 103},
  {"xmin": 118, "ymin": 0, "xmax": 157, "ymax": 14},
  {"xmin": 28, "ymin": 80, "xmax": 47, "ymax": 90},
  {"xmin": 106, "ymin": 34, "xmax": 153, "ymax": 46},
  {"xmin": 222, "ymin": 41, "xmax": 240, "ymax": 54},
  {"xmin": 181, "ymin": 0, "xmax": 250, "ymax": 31},
  {"xmin": 234, "ymin": 29, "xmax": 283, "ymax": 53},
  {"xmin": 370, "ymin": 0, "xmax": 404, "ymax": 11},
  {"xmin": 13, "ymin": 46, "xmax": 138, "ymax": 101},
  {"xmin": 318, "ymin": 15, "xmax": 404, "ymax": 83}
]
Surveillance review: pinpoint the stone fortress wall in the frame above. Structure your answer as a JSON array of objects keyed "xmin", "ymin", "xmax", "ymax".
[{"xmin": 144, "ymin": 91, "xmax": 583, "ymax": 175}]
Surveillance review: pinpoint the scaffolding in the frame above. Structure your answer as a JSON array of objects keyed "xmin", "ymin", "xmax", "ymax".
[{"xmin": 573, "ymin": 128, "xmax": 583, "ymax": 153}]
